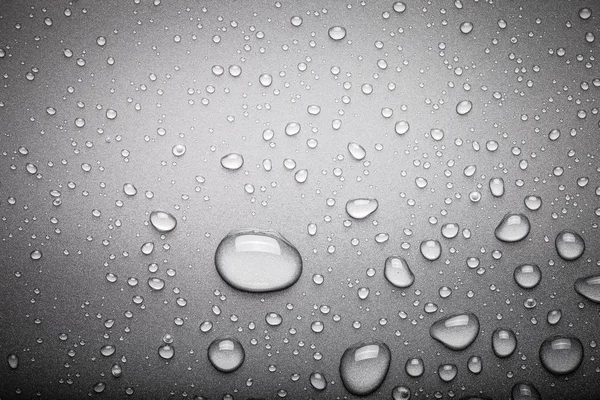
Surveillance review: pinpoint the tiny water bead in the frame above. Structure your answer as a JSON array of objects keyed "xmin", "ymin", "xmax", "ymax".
[
  {"xmin": 149, "ymin": 210, "xmax": 177, "ymax": 233},
  {"xmin": 494, "ymin": 213, "xmax": 530, "ymax": 243},
  {"xmin": 539, "ymin": 335, "xmax": 583, "ymax": 375},
  {"xmin": 214, "ymin": 229, "xmax": 302, "ymax": 292},
  {"xmin": 346, "ymin": 198, "xmax": 379, "ymax": 219},
  {"xmin": 220, "ymin": 153, "xmax": 244, "ymax": 170},
  {"xmin": 574, "ymin": 275, "xmax": 600, "ymax": 303},
  {"xmin": 384, "ymin": 256, "xmax": 415, "ymax": 288},
  {"xmin": 555, "ymin": 230, "xmax": 585, "ymax": 261},
  {"xmin": 430, "ymin": 313, "xmax": 480, "ymax": 350},
  {"xmin": 207, "ymin": 336, "xmax": 245, "ymax": 373},
  {"xmin": 339, "ymin": 341, "xmax": 391, "ymax": 396}
]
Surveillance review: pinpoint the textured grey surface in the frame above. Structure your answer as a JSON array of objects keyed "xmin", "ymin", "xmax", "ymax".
[{"xmin": 0, "ymin": 0, "xmax": 599, "ymax": 398}]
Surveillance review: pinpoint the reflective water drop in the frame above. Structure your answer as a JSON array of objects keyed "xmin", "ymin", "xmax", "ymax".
[
  {"xmin": 438, "ymin": 363, "xmax": 458, "ymax": 382},
  {"xmin": 456, "ymin": 100, "xmax": 472, "ymax": 115},
  {"xmin": 547, "ymin": 309, "xmax": 562, "ymax": 325},
  {"xmin": 207, "ymin": 336, "xmax": 245, "ymax": 373},
  {"xmin": 384, "ymin": 256, "xmax": 414, "ymax": 288},
  {"xmin": 285, "ymin": 122, "xmax": 301, "ymax": 136},
  {"xmin": 579, "ymin": 7, "xmax": 592, "ymax": 20},
  {"xmin": 259, "ymin": 73, "xmax": 273, "ymax": 87},
  {"xmin": 100, "ymin": 345, "xmax": 116, "ymax": 357},
  {"xmin": 158, "ymin": 344, "xmax": 174, "ymax": 360},
  {"xmin": 555, "ymin": 230, "xmax": 585, "ymax": 261},
  {"xmin": 310, "ymin": 372, "xmax": 327, "ymax": 391},
  {"xmin": 492, "ymin": 328, "xmax": 517, "ymax": 358},
  {"xmin": 405, "ymin": 357, "xmax": 424, "ymax": 377},
  {"xmin": 339, "ymin": 341, "xmax": 391, "ymax": 396},
  {"xmin": 7, "ymin": 354, "xmax": 18, "ymax": 369},
  {"xmin": 539, "ymin": 335, "xmax": 583, "ymax": 375},
  {"xmin": 150, "ymin": 210, "xmax": 177, "ymax": 233},
  {"xmin": 391, "ymin": 385, "xmax": 411, "ymax": 400},
  {"xmin": 220, "ymin": 153, "xmax": 244, "ymax": 170},
  {"xmin": 489, "ymin": 177, "xmax": 505, "ymax": 197},
  {"xmin": 574, "ymin": 274, "xmax": 600, "ymax": 303},
  {"xmin": 106, "ymin": 109, "xmax": 117, "ymax": 120},
  {"xmin": 513, "ymin": 264, "xmax": 541, "ymax": 289},
  {"xmin": 123, "ymin": 183, "xmax": 137, "ymax": 196},
  {"xmin": 393, "ymin": 1, "xmax": 407, "ymax": 13},
  {"xmin": 148, "ymin": 277, "xmax": 165, "ymax": 291},
  {"xmin": 420, "ymin": 239, "xmax": 442, "ymax": 261},
  {"xmin": 467, "ymin": 355, "xmax": 482, "ymax": 374},
  {"xmin": 348, "ymin": 142, "xmax": 366, "ymax": 160},
  {"xmin": 395, "ymin": 120, "xmax": 410, "ymax": 135},
  {"xmin": 290, "ymin": 16, "xmax": 303, "ymax": 27},
  {"xmin": 265, "ymin": 312, "xmax": 283, "ymax": 326},
  {"xmin": 460, "ymin": 21, "xmax": 474, "ymax": 34},
  {"xmin": 441, "ymin": 223, "xmax": 459, "ymax": 239},
  {"xmin": 141, "ymin": 241, "xmax": 154, "ymax": 255},
  {"xmin": 430, "ymin": 313, "xmax": 480, "ymax": 350},
  {"xmin": 494, "ymin": 213, "xmax": 530, "ymax": 243},
  {"xmin": 346, "ymin": 198, "xmax": 379, "ymax": 219},
  {"xmin": 172, "ymin": 144, "xmax": 186, "ymax": 157},
  {"xmin": 294, "ymin": 169, "xmax": 308, "ymax": 183},
  {"xmin": 511, "ymin": 382, "xmax": 541, "ymax": 400},
  {"xmin": 524, "ymin": 195, "xmax": 542, "ymax": 211},
  {"xmin": 215, "ymin": 229, "xmax": 302, "ymax": 292},
  {"xmin": 328, "ymin": 26, "xmax": 347, "ymax": 41},
  {"xmin": 430, "ymin": 128, "xmax": 444, "ymax": 141}
]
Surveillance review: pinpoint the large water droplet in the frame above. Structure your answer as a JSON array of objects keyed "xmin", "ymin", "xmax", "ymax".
[
  {"xmin": 346, "ymin": 198, "xmax": 378, "ymax": 219},
  {"xmin": 494, "ymin": 213, "xmax": 530, "ymax": 242},
  {"xmin": 539, "ymin": 335, "xmax": 583, "ymax": 375},
  {"xmin": 430, "ymin": 313, "xmax": 480, "ymax": 350},
  {"xmin": 215, "ymin": 229, "xmax": 302, "ymax": 292},
  {"xmin": 513, "ymin": 264, "xmax": 542, "ymax": 289},
  {"xmin": 384, "ymin": 256, "xmax": 415, "ymax": 288},
  {"xmin": 348, "ymin": 142, "xmax": 366, "ymax": 160},
  {"xmin": 574, "ymin": 274, "xmax": 600, "ymax": 303},
  {"xmin": 207, "ymin": 336, "xmax": 245, "ymax": 373},
  {"xmin": 555, "ymin": 230, "xmax": 585, "ymax": 261},
  {"xmin": 339, "ymin": 341, "xmax": 391, "ymax": 396},
  {"xmin": 511, "ymin": 382, "xmax": 541, "ymax": 400},
  {"xmin": 491, "ymin": 328, "xmax": 517, "ymax": 358},
  {"xmin": 150, "ymin": 210, "xmax": 177, "ymax": 233},
  {"xmin": 220, "ymin": 153, "xmax": 244, "ymax": 170}
]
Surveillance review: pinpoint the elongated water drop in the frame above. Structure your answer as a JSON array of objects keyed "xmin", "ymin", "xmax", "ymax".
[
  {"xmin": 220, "ymin": 153, "xmax": 244, "ymax": 170},
  {"xmin": 328, "ymin": 26, "xmax": 347, "ymax": 41},
  {"xmin": 494, "ymin": 213, "xmax": 530, "ymax": 242},
  {"xmin": 346, "ymin": 198, "xmax": 378, "ymax": 219},
  {"xmin": 7, "ymin": 354, "xmax": 18, "ymax": 369},
  {"xmin": 430, "ymin": 313, "xmax": 480, "ymax": 350},
  {"xmin": 555, "ymin": 230, "xmax": 585, "ymax": 261},
  {"xmin": 511, "ymin": 382, "xmax": 541, "ymax": 400},
  {"xmin": 309, "ymin": 372, "xmax": 327, "ymax": 391},
  {"xmin": 539, "ymin": 335, "xmax": 583, "ymax": 375},
  {"xmin": 574, "ymin": 274, "xmax": 600, "ymax": 303},
  {"xmin": 339, "ymin": 341, "xmax": 391, "ymax": 396},
  {"xmin": 348, "ymin": 142, "xmax": 366, "ymax": 160},
  {"xmin": 456, "ymin": 100, "xmax": 472, "ymax": 115},
  {"xmin": 489, "ymin": 177, "xmax": 505, "ymax": 197},
  {"xmin": 150, "ymin": 210, "xmax": 177, "ymax": 233},
  {"xmin": 215, "ymin": 229, "xmax": 302, "ymax": 292},
  {"xmin": 491, "ymin": 328, "xmax": 517, "ymax": 358},
  {"xmin": 384, "ymin": 256, "xmax": 414, "ymax": 288},
  {"xmin": 207, "ymin": 336, "xmax": 245, "ymax": 373}
]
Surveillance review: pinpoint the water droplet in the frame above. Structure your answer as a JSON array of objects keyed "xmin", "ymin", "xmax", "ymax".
[
  {"xmin": 30, "ymin": 250, "xmax": 42, "ymax": 260},
  {"xmin": 555, "ymin": 230, "xmax": 585, "ymax": 261},
  {"xmin": 395, "ymin": 121, "xmax": 410, "ymax": 135},
  {"xmin": 141, "ymin": 242, "xmax": 154, "ymax": 255},
  {"xmin": 467, "ymin": 355, "xmax": 482, "ymax": 374},
  {"xmin": 494, "ymin": 213, "xmax": 530, "ymax": 243},
  {"xmin": 460, "ymin": 21, "xmax": 474, "ymax": 34},
  {"xmin": 207, "ymin": 336, "xmax": 245, "ymax": 372},
  {"xmin": 158, "ymin": 344, "xmax": 174, "ymax": 360},
  {"xmin": 384, "ymin": 256, "xmax": 414, "ymax": 288},
  {"xmin": 215, "ymin": 229, "xmax": 302, "ymax": 292},
  {"xmin": 310, "ymin": 372, "xmax": 327, "ymax": 391},
  {"xmin": 285, "ymin": 122, "xmax": 301, "ymax": 136},
  {"xmin": 491, "ymin": 328, "xmax": 517, "ymax": 358},
  {"xmin": 392, "ymin": 385, "xmax": 411, "ymax": 400},
  {"xmin": 259, "ymin": 73, "xmax": 273, "ymax": 87},
  {"xmin": 148, "ymin": 277, "xmax": 165, "ymax": 291},
  {"xmin": 430, "ymin": 313, "xmax": 480, "ymax": 350},
  {"xmin": 93, "ymin": 382, "xmax": 106, "ymax": 393},
  {"xmin": 574, "ymin": 274, "xmax": 600, "ymax": 303},
  {"xmin": 100, "ymin": 345, "xmax": 116, "ymax": 357},
  {"xmin": 430, "ymin": 128, "xmax": 444, "ymax": 141},
  {"xmin": 328, "ymin": 26, "xmax": 347, "ymax": 41},
  {"xmin": 7, "ymin": 354, "xmax": 18, "ymax": 369},
  {"xmin": 294, "ymin": 169, "xmax": 308, "ymax": 183},
  {"xmin": 172, "ymin": 144, "xmax": 186, "ymax": 157},
  {"xmin": 511, "ymin": 382, "xmax": 541, "ymax": 400},
  {"xmin": 579, "ymin": 7, "xmax": 592, "ymax": 20},
  {"xmin": 106, "ymin": 109, "xmax": 117, "ymax": 120},
  {"xmin": 438, "ymin": 363, "xmax": 458, "ymax": 382},
  {"xmin": 150, "ymin": 210, "xmax": 177, "ymax": 233},
  {"xmin": 220, "ymin": 153, "xmax": 244, "ymax": 170},
  {"xmin": 393, "ymin": 1, "xmax": 407, "ymax": 13},
  {"xmin": 547, "ymin": 309, "xmax": 562, "ymax": 325},
  {"xmin": 524, "ymin": 195, "xmax": 542, "ymax": 211},
  {"xmin": 348, "ymin": 142, "xmax": 366, "ymax": 160},
  {"xmin": 441, "ymin": 223, "xmax": 459, "ymax": 239},
  {"xmin": 405, "ymin": 357, "xmax": 424, "ymax": 377},
  {"xmin": 346, "ymin": 198, "xmax": 379, "ymax": 219},
  {"xmin": 339, "ymin": 341, "xmax": 391, "ymax": 396},
  {"xmin": 290, "ymin": 16, "xmax": 303, "ymax": 27},
  {"xmin": 420, "ymin": 239, "xmax": 442, "ymax": 261},
  {"xmin": 456, "ymin": 100, "xmax": 473, "ymax": 115},
  {"xmin": 513, "ymin": 264, "xmax": 542, "ymax": 289},
  {"xmin": 123, "ymin": 183, "xmax": 137, "ymax": 196},
  {"xmin": 265, "ymin": 312, "xmax": 283, "ymax": 326},
  {"xmin": 489, "ymin": 177, "xmax": 505, "ymax": 197},
  {"xmin": 539, "ymin": 335, "xmax": 583, "ymax": 375}
]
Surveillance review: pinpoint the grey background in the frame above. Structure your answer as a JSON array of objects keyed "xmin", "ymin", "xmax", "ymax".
[{"xmin": 0, "ymin": 0, "xmax": 599, "ymax": 398}]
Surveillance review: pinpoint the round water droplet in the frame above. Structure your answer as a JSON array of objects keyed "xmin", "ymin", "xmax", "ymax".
[
  {"xmin": 513, "ymin": 264, "xmax": 541, "ymax": 289},
  {"xmin": 259, "ymin": 73, "xmax": 273, "ymax": 87},
  {"xmin": 524, "ymin": 195, "xmax": 542, "ymax": 211},
  {"xmin": 290, "ymin": 16, "xmax": 303, "ymax": 27},
  {"xmin": 207, "ymin": 336, "xmax": 245, "ymax": 373},
  {"xmin": 430, "ymin": 128, "xmax": 444, "ymax": 141},
  {"xmin": 328, "ymin": 26, "xmax": 347, "ymax": 41},
  {"xmin": 441, "ymin": 223, "xmax": 459, "ymax": 239},
  {"xmin": 430, "ymin": 313, "xmax": 480, "ymax": 350},
  {"xmin": 395, "ymin": 121, "xmax": 410, "ymax": 135},
  {"xmin": 492, "ymin": 328, "xmax": 517, "ymax": 358},
  {"xmin": 539, "ymin": 335, "xmax": 583, "ymax": 375},
  {"xmin": 346, "ymin": 198, "xmax": 379, "ymax": 219},
  {"xmin": 420, "ymin": 239, "xmax": 442, "ymax": 261},
  {"xmin": 172, "ymin": 144, "xmax": 186, "ymax": 157},
  {"xmin": 579, "ymin": 7, "xmax": 592, "ymax": 20},
  {"xmin": 494, "ymin": 213, "xmax": 530, "ymax": 243},
  {"xmin": 555, "ymin": 230, "xmax": 585, "ymax": 261},
  {"xmin": 150, "ymin": 210, "xmax": 177, "ymax": 233},
  {"xmin": 438, "ymin": 363, "xmax": 458, "ymax": 382},
  {"xmin": 106, "ymin": 109, "xmax": 117, "ymax": 120},
  {"xmin": 348, "ymin": 142, "xmax": 366, "ymax": 160},
  {"xmin": 265, "ymin": 312, "xmax": 283, "ymax": 326},
  {"xmin": 158, "ymin": 344, "xmax": 174, "ymax": 360},
  {"xmin": 456, "ymin": 100, "xmax": 472, "ymax": 115},
  {"xmin": 405, "ymin": 357, "xmax": 424, "ymax": 377},
  {"xmin": 339, "ymin": 341, "xmax": 391, "ymax": 396},
  {"xmin": 393, "ymin": 1, "xmax": 406, "ymax": 13},
  {"xmin": 392, "ymin": 385, "xmax": 411, "ymax": 400},
  {"xmin": 547, "ymin": 309, "xmax": 562, "ymax": 325},
  {"xmin": 384, "ymin": 256, "xmax": 414, "ymax": 288},
  {"xmin": 123, "ymin": 183, "xmax": 137, "ymax": 196},
  {"xmin": 215, "ymin": 229, "xmax": 302, "ymax": 292},
  {"xmin": 574, "ymin": 274, "xmax": 600, "ymax": 303},
  {"xmin": 294, "ymin": 169, "xmax": 308, "ymax": 183},
  {"xmin": 310, "ymin": 372, "xmax": 327, "ymax": 391},
  {"xmin": 460, "ymin": 21, "xmax": 474, "ymax": 34},
  {"xmin": 220, "ymin": 153, "xmax": 244, "ymax": 170},
  {"xmin": 141, "ymin": 241, "xmax": 154, "ymax": 255},
  {"xmin": 511, "ymin": 382, "xmax": 541, "ymax": 400},
  {"xmin": 285, "ymin": 122, "xmax": 301, "ymax": 136},
  {"xmin": 148, "ymin": 277, "xmax": 165, "ymax": 291}
]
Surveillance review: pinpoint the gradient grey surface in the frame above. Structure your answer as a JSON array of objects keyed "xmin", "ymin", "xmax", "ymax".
[{"xmin": 1, "ymin": 0, "xmax": 599, "ymax": 398}]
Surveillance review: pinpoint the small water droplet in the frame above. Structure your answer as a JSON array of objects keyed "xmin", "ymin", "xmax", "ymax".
[
  {"xmin": 574, "ymin": 274, "xmax": 600, "ymax": 303},
  {"xmin": 328, "ymin": 26, "xmax": 347, "ymax": 41},
  {"xmin": 310, "ymin": 372, "xmax": 327, "ymax": 391},
  {"xmin": 207, "ymin": 336, "xmax": 245, "ymax": 372},
  {"xmin": 456, "ymin": 100, "xmax": 473, "ymax": 115},
  {"xmin": 513, "ymin": 264, "xmax": 542, "ymax": 289},
  {"xmin": 420, "ymin": 239, "xmax": 442, "ymax": 261},
  {"xmin": 511, "ymin": 382, "xmax": 541, "ymax": 400}
]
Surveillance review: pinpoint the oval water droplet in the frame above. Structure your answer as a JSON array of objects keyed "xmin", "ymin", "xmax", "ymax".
[
  {"xmin": 339, "ymin": 341, "xmax": 391, "ymax": 396},
  {"xmin": 348, "ymin": 142, "xmax": 366, "ymax": 160},
  {"xmin": 524, "ymin": 195, "xmax": 542, "ymax": 211},
  {"xmin": 441, "ymin": 223, "xmax": 459, "ymax": 239},
  {"xmin": 405, "ymin": 357, "xmax": 424, "ymax": 377},
  {"xmin": 513, "ymin": 264, "xmax": 542, "ymax": 289},
  {"xmin": 158, "ymin": 344, "xmax": 174, "ymax": 360},
  {"xmin": 220, "ymin": 153, "xmax": 244, "ymax": 170},
  {"xmin": 430, "ymin": 313, "xmax": 480, "ymax": 350},
  {"xmin": 150, "ymin": 210, "xmax": 177, "ymax": 233},
  {"xmin": 555, "ymin": 230, "xmax": 585, "ymax": 261},
  {"xmin": 511, "ymin": 382, "xmax": 541, "ymax": 400},
  {"xmin": 7, "ymin": 354, "xmax": 18, "ymax": 369},
  {"xmin": 438, "ymin": 363, "xmax": 458, "ymax": 382},
  {"xmin": 456, "ymin": 100, "xmax": 472, "ymax": 115},
  {"xmin": 494, "ymin": 213, "xmax": 530, "ymax": 243},
  {"xmin": 207, "ymin": 336, "xmax": 245, "ymax": 373},
  {"xmin": 309, "ymin": 372, "xmax": 327, "ymax": 391},
  {"xmin": 215, "ymin": 229, "xmax": 302, "ymax": 292},
  {"xmin": 539, "ymin": 335, "xmax": 583, "ymax": 375},
  {"xmin": 467, "ymin": 355, "xmax": 482, "ymax": 374},
  {"xmin": 574, "ymin": 274, "xmax": 600, "ymax": 303},
  {"xmin": 491, "ymin": 328, "xmax": 517, "ymax": 358},
  {"xmin": 346, "ymin": 198, "xmax": 379, "ymax": 219},
  {"xmin": 395, "ymin": 121, "xmax": 410, "ymax": 135},
  {"xmin": 259, "ymin": 73, "xmax": 273, "ymax": 87},
  {"xmin": 328, "ymin": 26, "xmax": 347, "ymax": 41},
  {"xmin": 420, "ymin": 239, "xmax": 442, "ymax": 261},
  {"xmin": 384, "ymin": 256, "xmax": 414, "ymax": 288},
  {"xmin": 285, "ymin": 122, "xmax": 301, "ymax": 136},
  {"xmin": 489, "ymin": 177, "xmax": 505, "ymax": 197},
  {"xmin": 392, "ymin": 385, "xmax": 411, "ymax": 400}
]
